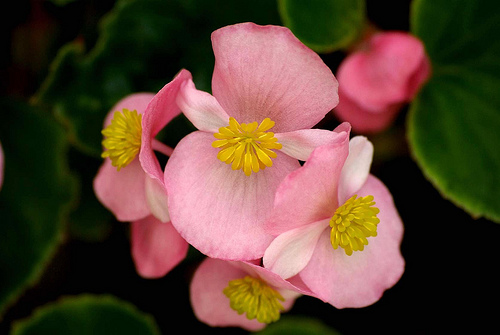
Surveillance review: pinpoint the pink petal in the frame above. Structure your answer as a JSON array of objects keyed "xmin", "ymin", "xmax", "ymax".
[
  {"xmin": 276, "ymin": 125, "xmax": 349, "ymax": 161},
  {"xmin": 144, "ymin": 176, "xmax": 170, "ymax": 223},
  {"xmin": 211, "ymin": 23, "xmax": 338, "ymax": 133},
  {"xmin": 164, "ymin": 131, "xmax": 300, "ymax": 260},
  {"xmin": 299, "ymin": 175, "xmax": 405, "ymax": 308},
  {"xmin": 176, "ymin": 78, "xmax": 230, "ymax": 133},
  {"xmin": 103, "ymin": 93, "xmax": 156, "ymax": 127},
  {"xmin": 263, "ymin": 219, "xmax": 329, "ymax": 279},
  {"xmin": 93, "ymin": 158, "xmax": 149, "ymax": 222},
  {"xmin": 190, "ymin": 258, "xmax": 303, "ymax": 331},
  {"xmin": 131, "ymin": 215, "xmax": 188, "ymax": 279},
  {"xmin": 338, "ymin": 136, "xmax": 374, "ymax": 203},
  {"xmin": 264, "ymin": 138, "xmax": 349, "ymax": 236},
  {"xmin": 190, "ymin": 258, "xmax": 268, "ymax": 331},
  {"xmin": 140, "ymin": 69, "xmax": 192, "ymax": 184},
  {"xmin": 333, "ymin": 85, "xmax": 401, "ymax": 134},
  {"xmin": 338, "ymin": 31, "xmax": 429, "ymax": 112}
]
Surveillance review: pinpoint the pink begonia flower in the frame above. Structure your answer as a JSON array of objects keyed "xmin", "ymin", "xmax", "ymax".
[
  {"xmin": 190, "ymin": 257, "xmax": 312, "ymax": 331},
  {"xmin": 263, "ymin": 132, "xmax": 405, "ymax": 308},
  {"xmin": 93, "ymin": 70, "xmax": 191, "ymax": 278},
  {"xmin": 333, "ymin": 31, "xmax": 430, "ymax": 133},
  {"xmin": 0, "ymin": 141, "xmax": 4, "ymax": 191},
  {"xmin": 164, "ymin": 22, "xmax": 340, "ymax": 261}
]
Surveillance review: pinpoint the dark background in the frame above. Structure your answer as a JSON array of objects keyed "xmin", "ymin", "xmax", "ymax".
[{"xmin": 1, "ymin": 1, "xmax": 498, "ymax": 334}]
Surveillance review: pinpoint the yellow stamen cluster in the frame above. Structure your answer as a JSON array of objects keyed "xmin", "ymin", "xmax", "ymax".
[
  {"xmin": 223, "ymin": 276, "xmax": 285, "ymax": 324},
  {"xmin": 101, "ymin": 109, "xmax": 142, "ymax": 171},
  {"xmin": 212, "ymin": 117, "xmax": 282, "ymax": 176},
  {"xmin": 330, "ymin": 195, "xmax": 380, "ymax": 256}
]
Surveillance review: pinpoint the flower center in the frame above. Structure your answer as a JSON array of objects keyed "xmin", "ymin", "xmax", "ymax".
[
  {"xmin": 101, "ymin": 109, "xmax": 142, "ymax": 171},
  {"xmin": 212, "ymin": 117, "xmax": 282, "ymax": 176},
  {"xmin": 223, "ymin": 275, "xmax": 285, "ymax": 324},
  {"xmin": 329, "ymin": 195, "xmax": 380, "ymax": 256}
]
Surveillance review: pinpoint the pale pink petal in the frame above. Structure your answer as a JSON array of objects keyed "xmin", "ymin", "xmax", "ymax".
[
  {"xmin": 211, "ymin": 23, "xmax": 338, "ymax": 133},
  {"xmin": 176, "ymin": 78, "xmax": 230, "ymax": 132},
  {"xmin": 0, "ymin": 142, "xmax": 4, "ymax": 191},
  {"xmin": 264, "ymin": 138, "xmax": 349, "ymax": 236},
  {"xmin": 190, "ymin": 258, "xmax": 268, "ymax": 331},
  {"xmin": 140, "ymin": 69, "xmax": 192, "ymax": 184},
  {"xmin": 263, "ymin": 219, "xmax": 329, "ymax": 279},
  {"xmin": 93, "ymin": 158, "xmax": 149, "ymax": 222},
  {"xmin": 338, "ymin": 136, "xmax": 374, "ymax": 203},
  {"xmin": 131, "ymin": 215, "xmax": 188, "ymax": 279},
  {"xmin": 144, "ymin": 176, "xmax": 170, "ymax": 223},
  {"xmin": 276, "ymin": 125, "xmax": 348, "ymax": 161},
  {"xmin": 164, "ymin": 131, "xmax": 300, "ymax": 260},
  {"xmin": 103, "ymin": 93, "xmax": 156, "ymax": 127},
  {"xmin": 338, "ymin": 32, "xmax": 428, "ymax": 112},
  {"xmin": 299, "ymin": 175, "xmax": 405, "ymax": 308},
  {"xmin": 333, "ymin": 85, "xmax": 401, "ymax": 134}
]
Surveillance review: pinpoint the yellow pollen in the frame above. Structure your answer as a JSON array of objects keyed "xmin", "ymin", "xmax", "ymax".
[
  {"xmin": 212, "ymin": 117, "xmax": 282, "ymax": 176},
  {"xmin": 223, "ymin": 276, "xmax": 285, "ymax": 324},
  {"xmin": 101, "ymin": 109, "xmax": 142, "ymax": 171},
  {"xmin": 329, "ymin": 195, "xmax": 380, "ymax": 256}
]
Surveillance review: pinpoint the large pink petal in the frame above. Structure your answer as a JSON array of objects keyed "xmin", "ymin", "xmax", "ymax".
[
  {"xmin": 263, "ymin": 219, "xmax": 329, "ymax": 280},
  {"xmin": 131, "ymin": 215, "xmax": 188, "ymax": 279},
  {"xmin": 264, "ymin": 137, "xmax": 349, "ymax": 236},
  {"xmin": 299, "ymin": 175, "xmax": 405, "ymax": 308},
  {"xmin": 176, "ymin": 78, "xmax": 230, "ymax": 133},
  {"xmin": 140, "ymin": 69, "xmax": 192, "ymax": 184},
  {"xmin": 211, "ymin": 23, "xmax": 338, "ymax": 133},
  {"xmin": 333, "ymin": 85, "xmax": 401, "ymax": 134},
  {"xmin": 338, "ymin": 32, "xmax": 428, "ymax": 112},
  {"xmin": 93, "ymin": 158, "xmax": 149, "ymax": 222},
  {"xmin": 164, "ymin": 131, "xmax": 300, "ymax": 260},
  {"xmin": 190, "ymin": 258, "xmax": 302, "ymax": 331},
  {"xmin": 275, "ymin": 125, "xmax": 348, "ymax": 161},
  {"xmin": 338, "ymin": 136, "xmax": 374, "ymax": 203}
]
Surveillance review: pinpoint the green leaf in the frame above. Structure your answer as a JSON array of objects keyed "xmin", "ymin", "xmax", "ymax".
[
  {"xmin": 278, "ymin": 0, "xmax": 366, "ymax": 53},
  {"xmin": 256, "ymin": 316, "xmax": 341, "ymax": 335},
  {"xmin": 0, "ymin": 99, "xmax": 77, "ymax": 317},
  {"xmin": 10, "ymin": 295, "xmax": 160, "ymax": 335},
  {"xmin": 409, "ymin": 0, "xmax": 500, "ymax": 222}
]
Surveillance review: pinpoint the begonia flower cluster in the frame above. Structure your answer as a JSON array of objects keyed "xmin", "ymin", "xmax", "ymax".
[{"xmin": 94, "ymin": 22, "xmax": 405, "ymax": 331}]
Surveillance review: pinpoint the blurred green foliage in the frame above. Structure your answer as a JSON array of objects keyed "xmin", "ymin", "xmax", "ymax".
[
  {"xmin": 409, "ymin": 0, "xmax": 500, "ymax": 222},
  {"xmin": 10, "ymin": 295, "xmax": 160, "ymax": 335}
]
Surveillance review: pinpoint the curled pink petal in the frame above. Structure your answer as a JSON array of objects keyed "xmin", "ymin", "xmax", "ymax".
[
  {"xmin": 299, "ymin": 175, "xmax": 405, "ymax": 308},
  {"xmin": 263, "ymin": 219, "xmax": 329, "ymax": 279},
  {"xmin": 176, "ymin": 78, "xmax": 230, "ymax": 133},
  {"xmin": 338, "ymin": 136, "xmax": 374, "ymax": 203},
  {"xmin": 211, "ymin": 22, "xmax": 338, "ymax": 133},
  {"xmin": 131, "ymin": 215, "xmax": 188, "ymax": 279},
  {"xmin": 140, "ymin": 69, "xmax": 192, "ymax": 184},
  {"xmin": 164, "ymin": 131, "xmax": 300, "ymax": 260}
]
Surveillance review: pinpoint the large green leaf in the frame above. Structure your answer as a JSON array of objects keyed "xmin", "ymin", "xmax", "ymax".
[
  {"xmin": 278, "ymin": 0, "xmax": 366, "ymax": 53},
  {"xmin": 10, "ymin": 295, "xmax": 160, "ymax": 335},
  {"xmin": 35, "ymin": 0, "xmax": 281, "ymax": 156},
  {"xmin": 256, "ymin": 316, "xmax": 341, "ymax": 335},
  {"xmin": 0, "ymin": 99, "xmax": 77, "ymax": 317},
  {"xmin": 408, "ymin": 0, "xmax": 500, "ymax": 222}
]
